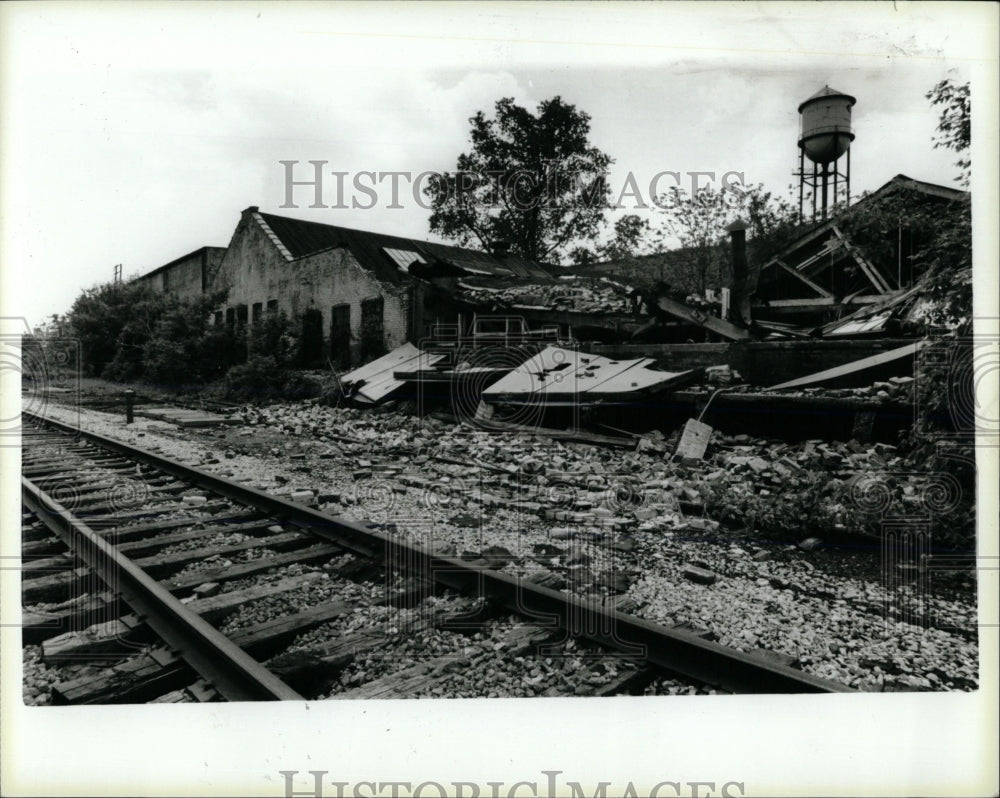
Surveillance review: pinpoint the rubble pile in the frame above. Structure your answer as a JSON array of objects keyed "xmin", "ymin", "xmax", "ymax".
[
  {"xmin": 460, "ymin": 276, "xmax": 633, "ymax": 314},
  {"xmin": 679, "ymin": 374, "xmax": 916, "ymax": 402},
  {"xmin": 772, "ymin": 375, "xmax": 917, "ymax": 402}
]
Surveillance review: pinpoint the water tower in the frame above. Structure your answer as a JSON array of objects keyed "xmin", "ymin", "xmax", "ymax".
[{"xmin": 796, "ymin": 85, "xmax": 855, "ymax": 221}]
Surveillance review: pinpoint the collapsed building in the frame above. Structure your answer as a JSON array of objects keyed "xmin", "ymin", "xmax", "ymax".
[
  {"xmin": 129, "ymin": 84, "xmax": 969, "ymax": 442},
  {"xmin": 129, "ymin": 168, "xmax": 967, "ymax": 424}
]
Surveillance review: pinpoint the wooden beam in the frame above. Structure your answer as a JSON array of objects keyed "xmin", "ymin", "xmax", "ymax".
[
  {"xmin": 775, "ymin": 259, "xmax": 834, "ymax": 298},
  {"xmin": 757, "ymin": 219, "xmax": 837, "ymax": 275},
  {"xmin": 655, "ymin": 295, "xmax": 751, "ymax": 340},
  {"xmin": 765, "ymin": 340, "xmax": 926, "ymax": 390},
  {"xmin": 815, "ymin": 285, "xmax": 919, "ymax": 336},
  {"xmin": 831, "ymin": 225, "xmax": 894, "ymax": 294},
  {"xmin": 794, "ymin": 238, "xmax": 841, "ymax": 279}
]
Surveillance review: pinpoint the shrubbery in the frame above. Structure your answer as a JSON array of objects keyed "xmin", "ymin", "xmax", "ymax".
[
  {"xmin": 223, "ymin": 354, "xmax": 285, "ymax": 400},
  {"xmin": 66, "ymin": 280, "xmax": 322, "ymax": 400}
]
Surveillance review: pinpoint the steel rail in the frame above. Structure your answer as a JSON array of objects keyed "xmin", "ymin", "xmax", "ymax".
[
  {"xmin": 21, "ymin": 475, "xmax": 303, "ymax": 702},
  {"xmin": 23, "ymin": 411, "xmax": 855, "ymax": 693}
]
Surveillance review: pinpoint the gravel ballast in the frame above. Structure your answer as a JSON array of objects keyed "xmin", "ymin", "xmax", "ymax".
[{"xmin": 31, "ymin": 399, "xmax": 980, "ymax": 694}]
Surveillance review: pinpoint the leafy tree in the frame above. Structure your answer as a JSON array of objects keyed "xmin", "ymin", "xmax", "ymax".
[
  {"xmin": 569, "ymin": 213, "xmax": 654, "ymax": 266},
  {"xmin": 926, "ymin": 79, "xmax": 970, "ymax": 186},
  {"xmin": 68, "ymin": 281, "xmax": 165, "ymax": 377},
  {"xmin": 568, "ymin": 245, "xmax": 598, "ymax": 267},
  {"xmin": 741, "ymin": 185, "xmax": 800, "ymax": 269},
  {"xmin": 425, "ymin": 96, "xmax": 613, "ymax": 263},
  {"xmin": 249, "ymin": 308, "xmax": 298, "ymax": 365},
  {"xmin": 68, "ymin": 281, "xmax": 246, "ymax": 384},
  {"xmin": 601, "ymin": 214, "xmax": 654, "ymax": 260},
  {"xmin": 142, "ymin": 290, "xmax": 242, "ymax": 388},
  {"xmin": 654, "ymin": 183, "xmax": 798, "ymax": 294}
]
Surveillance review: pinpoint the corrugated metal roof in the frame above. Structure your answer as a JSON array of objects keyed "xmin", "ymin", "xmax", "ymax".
[{"xmin": 256, "ymin": 211, "xmax": 555, "ymax": 285}]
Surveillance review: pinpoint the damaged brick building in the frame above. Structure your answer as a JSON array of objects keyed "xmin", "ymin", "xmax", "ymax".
[
  {"xmin": 131, "ymin": 168, "xmax": 967, "ymax": 389},
  {"xmin": 208, "ymin": 206, "xmax": 555, "ymax": 367},
  {"xmin": 134, "ymin": 246, "xmax": 227, "ymax": 303}
]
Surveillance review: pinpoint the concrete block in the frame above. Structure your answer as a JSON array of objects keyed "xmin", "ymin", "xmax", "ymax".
[{"xmin": 683, "ymin": 566, "xmax": 718, "ymax": 585}]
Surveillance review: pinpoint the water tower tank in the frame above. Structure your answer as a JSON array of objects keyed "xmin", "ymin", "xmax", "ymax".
[{"xmin": 798, "ymin": 85, "xmax": 856, "ymax": 165}]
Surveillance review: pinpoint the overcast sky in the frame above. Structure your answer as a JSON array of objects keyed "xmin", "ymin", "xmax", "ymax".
[{"xmin": 1, "ymin": 2, "xmax": 995, "ymax": 329}]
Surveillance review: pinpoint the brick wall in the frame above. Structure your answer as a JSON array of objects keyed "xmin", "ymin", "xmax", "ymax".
[
  {"xmin": 135, "ymin": 247, "xmax": 226, "ymax": 302},
  {"xmin": 211, "ymin": 211, "xmax": 411, "ymax": 366}
]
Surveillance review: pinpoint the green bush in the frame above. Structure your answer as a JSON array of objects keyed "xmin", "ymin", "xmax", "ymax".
[
  {"xmin": 142, "ymin": 292, "xmax": 244, "ymax": 389},
  {"xmin": 70, "ymin": 281, "xmax": 166, "ymax": 377},
  {"xmin": 223, "ymin": 354, "xmax": 286, "ymax": 401},
  {"xmin": 250, "ymin": 310, "xmax": 298, "ymax": 366}
]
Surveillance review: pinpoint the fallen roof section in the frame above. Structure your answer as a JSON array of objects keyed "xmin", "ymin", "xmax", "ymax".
[
  {"xmin": 482, "ymin": 346, "xmax": 700, "ymax": 406},
  {"xmin": 340, "ymin": 343, "xmax": 446, "ymax": 405}
]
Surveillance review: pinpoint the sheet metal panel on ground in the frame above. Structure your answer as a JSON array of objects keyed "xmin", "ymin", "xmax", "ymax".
[
  {"xmin": 482, "ymin": 346, "xmax": 699, "ymax": 406},
  {"xmin": 340, "ymin": 343, "xmax": 446, "ymax": 404}
]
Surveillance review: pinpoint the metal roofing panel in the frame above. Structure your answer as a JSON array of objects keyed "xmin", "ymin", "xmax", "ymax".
[
  {"xmin": 482, "ymin": 346, "xmax": 577, "ymax": 397},
  {"xmin": 483, "ymin": 347, "xmax": 694, "ymax": 403},
  {"xmin": 341, "ymin": 343, "xmax": 446, "ymax": 404},
  {"xmin": 383, "ymin": 247, "xmax": 426, "ymax": 273}
]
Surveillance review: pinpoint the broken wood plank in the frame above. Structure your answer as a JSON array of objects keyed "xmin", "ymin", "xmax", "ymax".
[
  {"xmin": 766, "ymin": 340, "xmax": 926, "ymax": 391},
  {"xmin": 44, "ymin": 573, "xmax": 324, "ymax": 664},
  {"xmin": 774, "ymin": 258, "xmax": 833, "ymax": 298},
  {"xmin": 52, "ymin": 599, "xmax": 353, "ymax": 703},
  {"xmin": 655, "ymin": 295, "xmax": 751, "ymax": 341},
  {"xmin": 832, "ymin": 225, "xmax": 894, "ymax": 294},
  {"xmin": 21, "ymin": 592, "xmax": 125, "ymax": 645},
  {"xmin": 42, "ymin": 618, "xmax": 147, "ymax": 664},
  {"xmin": 20, "ymin": 536, "xmax": 64, "ymax": 557}
]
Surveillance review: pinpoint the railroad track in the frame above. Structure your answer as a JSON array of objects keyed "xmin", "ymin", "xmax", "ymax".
[{"xmin": 20, "ymin": 410, "xmax": 853, "ymax": 703}]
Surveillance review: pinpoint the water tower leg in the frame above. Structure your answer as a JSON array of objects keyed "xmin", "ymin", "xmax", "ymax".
[
  {"xmin": 812, "ymin": 162, "xmax": 818, "ymax": 220},
  {"xmin": 821, "ymin": 163, "xmax": 829, "ymax": 220},
  {"xmin": 846, "ymin": 148, "xmax": 851, "ymax": 208},
  {"xmin": 798, "ymin": 150, "xmax": 805, "ymax": 223}
]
